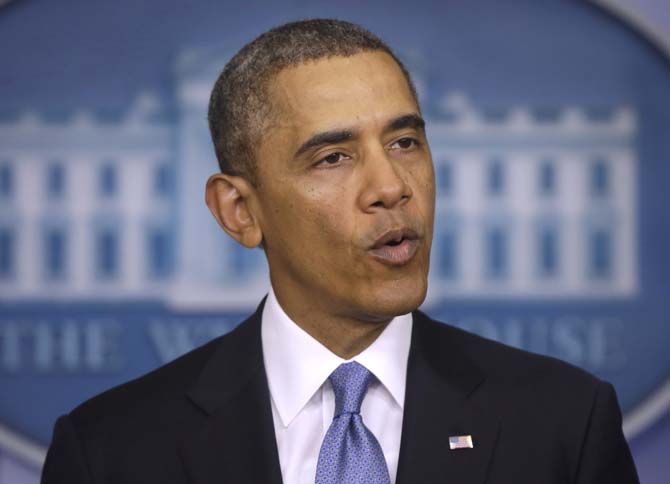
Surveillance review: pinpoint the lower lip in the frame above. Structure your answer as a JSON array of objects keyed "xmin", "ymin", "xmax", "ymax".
[{"xmin": 369, "ymin": 238, "xmax": 419, "ymax": 266}]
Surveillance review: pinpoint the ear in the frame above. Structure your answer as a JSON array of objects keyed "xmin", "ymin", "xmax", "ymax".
[{"xmin": 205, "ymin": 173, "xmax": 263, "ymax": 248}]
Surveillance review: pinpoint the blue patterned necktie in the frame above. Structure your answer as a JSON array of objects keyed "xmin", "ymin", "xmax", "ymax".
[{"xmin": 315, "ymin": 361, "xmax": 391, "ymax": 484}]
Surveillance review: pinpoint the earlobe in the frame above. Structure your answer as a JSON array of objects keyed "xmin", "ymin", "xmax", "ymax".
[{"xmin": 205, "ymin": 173, "xmax": 264, "ymax": 248}]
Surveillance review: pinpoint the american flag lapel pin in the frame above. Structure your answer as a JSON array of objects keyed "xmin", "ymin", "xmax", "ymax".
[{"xmin": 449, "ymin": 435, "xmax": 474, "ymax": 450}]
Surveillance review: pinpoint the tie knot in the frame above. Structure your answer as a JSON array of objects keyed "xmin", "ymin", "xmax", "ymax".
[{"xmin": 329, "ymin": 361, "xmax": 375, "ymax": 417}]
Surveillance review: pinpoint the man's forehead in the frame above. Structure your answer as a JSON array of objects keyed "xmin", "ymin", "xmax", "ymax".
[{"xmin": 266, "ymin": 51, "xmax": 418, "ymax": 135}]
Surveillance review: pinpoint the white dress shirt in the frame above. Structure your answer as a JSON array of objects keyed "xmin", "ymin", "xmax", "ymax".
[{"xmin": 261, "ymin": 288, "xmax": 412, "ymax": 484}]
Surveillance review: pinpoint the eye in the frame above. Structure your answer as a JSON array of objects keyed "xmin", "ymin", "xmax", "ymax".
[
  {"xmin": 316, "ymin": 152, "xmax": 348, "ymax": 166},
  {"xmin": 390, "ymin": 137, "xmax": 419, "ymax": 150}
]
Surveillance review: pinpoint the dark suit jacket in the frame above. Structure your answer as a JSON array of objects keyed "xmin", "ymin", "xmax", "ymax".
[{"xmin": 41, "ymin": 302, "xmax": 639, "ymax": 484}]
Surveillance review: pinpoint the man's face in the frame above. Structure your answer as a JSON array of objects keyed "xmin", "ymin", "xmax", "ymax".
[{"xmin": 253, "ymin": 50, "xmax": 435, "ymax": 322}]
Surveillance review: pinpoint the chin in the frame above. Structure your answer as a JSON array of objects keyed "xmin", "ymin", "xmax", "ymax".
[{"xmin": 360, "ymin": 277, "xmax": 428, "ymax": 321}]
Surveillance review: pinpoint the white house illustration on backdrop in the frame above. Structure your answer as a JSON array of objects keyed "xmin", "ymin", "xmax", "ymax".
[{"xmin": 0, "ymin": 48, "xmax": 638, "ymax": 309}]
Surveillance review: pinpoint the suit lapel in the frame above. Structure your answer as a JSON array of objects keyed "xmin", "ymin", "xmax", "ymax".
[
  {"xmin": 176, "ymin": 303, "xmax": 499, "ymax": 484},
  {"xmin": 178, "ymin": 300, "xmax": 283, "ymax": 484},
  {"xmin": 396, "ymin": 311, "xmax": 500, "ymax": 484}
]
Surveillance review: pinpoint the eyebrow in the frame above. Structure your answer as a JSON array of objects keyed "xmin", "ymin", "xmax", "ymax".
[
  {"xmin": 386, "ymin": 113, "xmax": 426, "ymax": 133},
  {"xmin": 293, "ymin": 113, "xmax": 426, "ymax": 159},
  {"xmin": 294, "ymin": 129, "xmax": 356, "ymax": 158}
]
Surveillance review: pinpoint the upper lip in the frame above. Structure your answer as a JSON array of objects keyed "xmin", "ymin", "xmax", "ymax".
[{"xmin": 370, "ymin": 227, "xmax": 419, "ymax": 250}]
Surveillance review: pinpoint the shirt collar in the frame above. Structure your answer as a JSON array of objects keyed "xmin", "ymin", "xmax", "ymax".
[{"xmin": 261, "ymin": 287, "xmax": 412, "ymax": 428}]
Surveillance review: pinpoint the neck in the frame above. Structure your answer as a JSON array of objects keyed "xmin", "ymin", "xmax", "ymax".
[
  {"xmin": 300, "ymin": 314, "xmax": 390, "ymax": 360},
  {"xmin": 271, "ymin": 290, "xmax": 391, "ymax": 360}
]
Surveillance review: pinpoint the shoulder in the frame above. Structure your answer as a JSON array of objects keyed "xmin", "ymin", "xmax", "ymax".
[
  {"xmin": 412, "ymin": 311, "xmax": 624, "ymax": 466},
  {"xmin": 42, "ymin": 311, "xmax": 263, "ymax": 481},
  {"xmin": 67, "ymin": 312, "xmax": 258, "ymax": 431},
  {"xmin": 70, "ymin": 333, "xmax": 216, "ymax": 422},
  {"xmin": 411, "ymin": 315, "xmax": 637, "ymax": 482},
  {"xmin": 413, "ymin": 310, "xmax": 602, "ymax": 397}
]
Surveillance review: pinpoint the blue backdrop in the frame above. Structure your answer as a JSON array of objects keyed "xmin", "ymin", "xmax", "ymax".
[{"xmin": 0, "ymin": 1, "xmax": 668, "ymax": 483}]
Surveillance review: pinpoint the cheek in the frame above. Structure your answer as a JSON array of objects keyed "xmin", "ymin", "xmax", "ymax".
[
  {"xmin": 274, "ymin": 186, "xmax": 353, "ymax": 253},
  {"xmin": 406, "ymin": 162, "xmax": 435, "ymax": 208},
  {"xmin": 308, "ymin": 196, "xmax": 355, "ymax": 251}
]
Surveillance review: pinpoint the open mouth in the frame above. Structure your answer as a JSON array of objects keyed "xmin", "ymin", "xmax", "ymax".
[
  {"xmin": 371, "ymin": 227, "xmax": 418, "ymax": 249},
  {"xmin": 369, "ymin": 228, "xmax": 420, "ymax": 265}
]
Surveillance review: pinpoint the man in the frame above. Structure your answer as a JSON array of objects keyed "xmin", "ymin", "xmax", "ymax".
[{"xmin": 42, "ymin": 19, "xmax": 639, "ymax": 484}]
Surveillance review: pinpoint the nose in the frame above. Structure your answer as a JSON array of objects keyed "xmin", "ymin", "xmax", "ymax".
[{"xmin": 358, "ymin": 148, "xmax": 413, "ymax": 212}]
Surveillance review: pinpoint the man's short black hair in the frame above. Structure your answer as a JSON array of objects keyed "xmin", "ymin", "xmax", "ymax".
[{"xmin": 207, "ymin": 18, "xmax": 418, "ymax": 186}]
